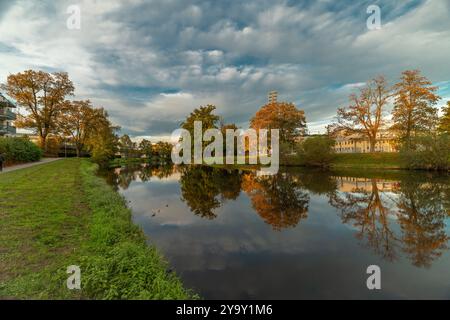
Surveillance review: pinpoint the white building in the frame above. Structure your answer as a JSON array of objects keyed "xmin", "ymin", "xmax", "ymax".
[
  {"xmin": 333, "ymin": 130, "xmax": 398, "ymax": 153},
  {"xmin": 0, "ymin": 93, "xmax": 17, "ymax": 136}
]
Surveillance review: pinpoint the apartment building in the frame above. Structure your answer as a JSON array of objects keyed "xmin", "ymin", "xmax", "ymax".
[
  {"xmin": 0, "ymin": 93, "xmax": 17, "ymax": 136},
  {"xmin": 333, "ymin": 130, "xmax": 398, "ymax": 153}
]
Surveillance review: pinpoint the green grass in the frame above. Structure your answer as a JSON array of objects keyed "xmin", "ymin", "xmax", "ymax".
[
  {"xmin": 205, "ymin": 153, "xmax": 406, "ymax": 170},
  {"xmin": 331, "ymin": 153, "xmax": 405, "ymax": 169},
  {"xmin": 0, "ymin": 158, "xmax": 195, "ymax": 299}
]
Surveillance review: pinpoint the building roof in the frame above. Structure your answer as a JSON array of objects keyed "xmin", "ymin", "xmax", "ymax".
[
  {"xmin": 334, "ymin": 129, "xmax": 396, "ymax": 142},
  {"xmin": 0, "ymin": 92, "xmax": 17, "ymax": 108}
]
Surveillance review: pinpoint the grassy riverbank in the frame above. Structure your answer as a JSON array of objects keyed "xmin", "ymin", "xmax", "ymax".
[
  {"xmin": 206, "ymin": 153, "xmax": 406, "ymax": 170},
  {"xmin": 0, "ymin": 158, "xmax": 194, "ymax": 299},
  {"xmin": 330, "ymin": 153, "xmax": 406, "ymax": 169}
]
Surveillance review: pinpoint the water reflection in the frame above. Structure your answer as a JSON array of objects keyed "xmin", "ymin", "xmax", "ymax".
[
  {"xmin": 330, "ymin": 176, "xmax": 450, "ymax": 267},
  {"xmin": 102, "ymin": 163, "xmax": 175, "ymax": 191},
  {"xmin": 102, "ymin": 164, "xmax": 450, "ymax": 271},
  {"xmin": 330, "ymin": 178, "xmax": 399, "ymax": 262},
  {"xmin": 395, "ymin": 177, "xmax": 449, "ymax": 268},
  {"xmin": 179, "ymin": 166, "xmax": 242, "ymax": 219},
  {"xmin": 241, "ymin": 172, "xmax": 309, "ymax": 230}
]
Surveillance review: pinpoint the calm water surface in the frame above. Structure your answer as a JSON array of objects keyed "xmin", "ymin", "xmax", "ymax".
[{"xmin": 101, "ymin": 165, "xmax": 450, "ymax": 299}]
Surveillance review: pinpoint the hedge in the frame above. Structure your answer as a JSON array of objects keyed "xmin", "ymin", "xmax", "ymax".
[{"xmin": 0, "ymin": 136, "xmax": 42, "ymax": 164}]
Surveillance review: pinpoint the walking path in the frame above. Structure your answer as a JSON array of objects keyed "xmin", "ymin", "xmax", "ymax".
[{"xmin": 0, "ymin": 158, "xmax": 62, "ymax": 174}]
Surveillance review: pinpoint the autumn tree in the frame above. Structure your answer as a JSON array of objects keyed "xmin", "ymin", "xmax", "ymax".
[
  {"xmin": 1, "ymin": 70, "xmax": 74, "ymax": 152},
  {"xmin": 391, "ymin": 70, "xmax": 440, "ymax": 147},
  {"xmin": 250, "ymin": 101, "xmax": 306, "ymax": 148},
  {"xmin": 333, "ymin": 76, "xmax": 390, "ymax": 152},
  {"xmin": 438, "ymin": 101, "xmax": 450, "ymax": 134},
  {"xmin": 86, "ymin": 109, "xmax": 119, "ymax": 165},
  {"xmin": 57, "ymin": 100, "xmax": 100, "ymax": 157},
  {"xmin": 139, "ymin": 139, "xmax": 153, "ymax": 158}
]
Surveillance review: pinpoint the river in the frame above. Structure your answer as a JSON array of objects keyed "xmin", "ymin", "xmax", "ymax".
[{"xmin": 101, "ymin": 164, "xmax": 450, "ymax": 299}]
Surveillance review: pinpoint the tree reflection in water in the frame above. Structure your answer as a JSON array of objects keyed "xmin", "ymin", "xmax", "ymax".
[
  {"xmin": 179, "ymin": 166, "xmax": 242, "ymax": 219},
  {"xmin": 100, "ymin": 163, "xmax": 175, "ymax": 191},
  {"xmin": 241, "ymin": 172, "xmax": 310, "ymax": 231},
  {"xmin": 330, "ymin": 179, "xmax": 399, "ymax": 261},
  {"xmin": 394, "ymin": 176, "xmax": 449, "ymax": 268},
  {"xmin": 329, "ymin": 174, "xmax": 450, "ymax": 268},
  {"xmin": 102, "ymin": 164, "xmax": 450, "ymax": 268}
]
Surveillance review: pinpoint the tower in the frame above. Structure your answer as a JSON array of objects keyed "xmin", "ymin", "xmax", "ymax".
[{"xmin": 268, "ymin": 91, "xmax": 278, "ymax": 104}]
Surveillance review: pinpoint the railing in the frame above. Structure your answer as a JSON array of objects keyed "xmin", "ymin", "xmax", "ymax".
[{"xmin": 0, "ymin": 125, "xmax": 16, "ymax": 135}]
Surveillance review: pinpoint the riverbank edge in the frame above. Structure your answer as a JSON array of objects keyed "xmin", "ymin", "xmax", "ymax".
[
  {"xmin": 78, "ymin": 160, "xmax": 197, "ymax": 299},
  {"xmin": 0, "ymin": 159, "xmax": 196, "ymax": 299}
]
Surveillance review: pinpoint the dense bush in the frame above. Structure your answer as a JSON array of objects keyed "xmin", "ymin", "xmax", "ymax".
[
  {"xmin": 0, "ymin": 137, "xmax": 42, "ymax": 164},
  {"xmin": 400, "ymin": 134, "xmax": 450, "ymax": 170},
  {"xmin": 299, "ymin": 136, "xmax": 335, "ymax": 167}
]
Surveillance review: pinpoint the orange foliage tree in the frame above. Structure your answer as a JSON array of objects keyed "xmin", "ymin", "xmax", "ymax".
[
  {"xmin": 250, "ymin": 101, "xmax": 306, "ymax": 149},
  {"xmin": 2, "ymin": 70, "xmax": 74, "ymax": 152}
]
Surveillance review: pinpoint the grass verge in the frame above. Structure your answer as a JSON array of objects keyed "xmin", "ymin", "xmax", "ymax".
[
  {"xmin": 0, "ymin": 158, "xmax": 195, "ymax": 299},
  {"xmin": 330, "ymin": 152, "xmax": 406, "ymax": 169}
]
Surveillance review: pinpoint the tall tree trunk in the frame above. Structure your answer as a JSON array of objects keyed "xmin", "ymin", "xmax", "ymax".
[
  {"xmin": 39, "ymin": 135, "xmax": 47, "ymax": 154},
  {"xmin": 369, "ymin": 137, "xmax": 376, "ymax": 153}
]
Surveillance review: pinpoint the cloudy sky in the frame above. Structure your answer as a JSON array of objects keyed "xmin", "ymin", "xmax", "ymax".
[{"xmin": 1, "ymin": 0, "xmax": 449, "ymax": 140}]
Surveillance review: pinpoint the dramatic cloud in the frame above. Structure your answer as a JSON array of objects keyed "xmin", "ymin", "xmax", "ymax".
[{"xmin": 0, "ymin": 0, "xmax": 449, "ymax": 137}]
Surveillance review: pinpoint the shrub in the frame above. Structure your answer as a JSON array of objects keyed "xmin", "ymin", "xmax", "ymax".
[
  {"xmin": 0, "ymin": 137, "xmax": 42, "ymax": 164},
  {"xmin": 299, "ymin": 136, "xmax": 335, "ymax": 167},
  {"xmin": 400, "ymin": 134, "xmax": 450, "ymax": 170}
]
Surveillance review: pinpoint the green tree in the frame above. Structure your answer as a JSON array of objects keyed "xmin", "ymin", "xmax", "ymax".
[
  {"xmin": 438, "ymin": 101, "xmax": 450, "ymax": 134},
  {"xmin": 220, "ymin": 122, "xmax": 238, "ymax": 156},
  {"xmin": 139, "ymin": 139, "xmax": 153, "ymax": 159},
  {"xmin": 391, "ymin": 70, "xmax": 440, "ymax": 146},
  {"xmin": 86, "ymin": 109, "xmax": 118, "ymax": 165},
  {"xmin": 152, "ymin": 141, "xmax": 172, "ymax": 163},
  {"xmin": 400, "ymin": 134, "xmax": 450, "ymax": 170},
  {"xmin": 119, "ymin": 134, "xmax": 136, "ymax": 158},
  {"xmin": 181, "ymin": 105, "xmax": 220, "ymax": 156},
  {"xmin": 300, "ymin": 136, "xmax": 335, "ymax": 167}
]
